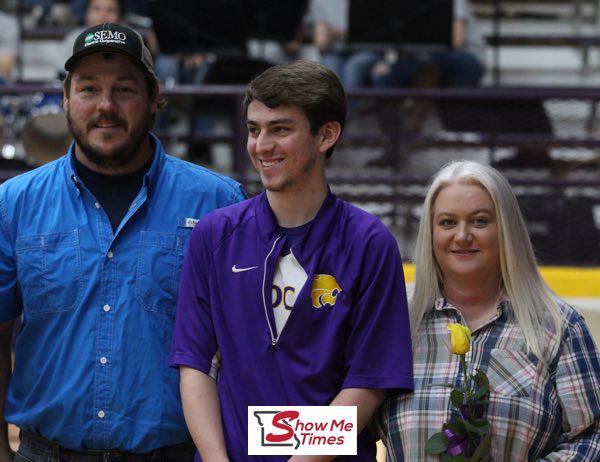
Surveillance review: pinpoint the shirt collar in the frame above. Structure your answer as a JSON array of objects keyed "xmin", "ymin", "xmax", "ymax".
[
  {"xmin": 66, "ymin": 133, "xmax": 165, "ymax": 194},
  {"xmin": 434, "ymin": 297, "xmax": 508, "ymax": 312},
  {"xmin": 254, "ymin": 188, "xmax": 341, "ymax": 263},
  {"xmin": 434, "ymin": 297, "xmax": 508, "ymax": 331}
]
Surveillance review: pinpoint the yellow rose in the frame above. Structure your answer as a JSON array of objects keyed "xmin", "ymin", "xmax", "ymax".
[{"xmin": 447, "ymin": 323, "xmax": 471, "ymax": 355}]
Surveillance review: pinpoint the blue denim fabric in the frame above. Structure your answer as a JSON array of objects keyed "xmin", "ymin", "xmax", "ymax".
[
  {"xmin": 0, "ymin": 134, "xmax": 245, "ymax": 451},
  {"xmin": 371, "ymin": 50, "xmax": 484, "ymax": 88},
  {"xmin": 321, "ymin": 50, "xmax": 381, "ymax": 88},
  {"xmin": 16, "ymin": 431, "xmax": 196, "ymax": 462}
]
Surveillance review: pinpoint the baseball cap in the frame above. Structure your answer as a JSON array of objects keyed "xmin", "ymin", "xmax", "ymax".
[{"xmin": 65, "ymin": 23, "xmax": 156, "ymax": 78}]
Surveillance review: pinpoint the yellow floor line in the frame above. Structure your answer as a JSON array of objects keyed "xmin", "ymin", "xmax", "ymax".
[{"xmin": 403, "ymin": 264, "xmax": 600, "ymax": 298}]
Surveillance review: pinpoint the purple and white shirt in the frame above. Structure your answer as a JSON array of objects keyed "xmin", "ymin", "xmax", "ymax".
[{"xmin": 170, "ymin": 191, "xmax": 413, "ymax": 461}]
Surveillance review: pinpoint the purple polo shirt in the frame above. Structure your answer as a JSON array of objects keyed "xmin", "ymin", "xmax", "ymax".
[{"xmin": 170, "ymin": 191, "xmax": 413, "ymax": 461}]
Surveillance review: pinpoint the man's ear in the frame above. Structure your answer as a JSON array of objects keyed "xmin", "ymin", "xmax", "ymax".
[
  {"xmin": 150, "ymin": 80, "xmax": 159, "ymax": 112},
  {"xmin": 62, "ymin": 82, "xmax": 69, "ymax": 113},
  {"xmin": 317, "ymin": 121, "xmax": 342, "ymax": 154}
]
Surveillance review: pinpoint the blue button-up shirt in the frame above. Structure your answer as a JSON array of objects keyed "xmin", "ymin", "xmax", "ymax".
[{"xmin": 0, "ymin": 135, "xmax": 245, "ymax": 452}]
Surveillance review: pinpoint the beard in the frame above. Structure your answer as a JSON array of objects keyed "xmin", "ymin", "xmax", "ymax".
[{"xmin": 66, "ymin": 107, "xmax": 154, "ymax": 171}]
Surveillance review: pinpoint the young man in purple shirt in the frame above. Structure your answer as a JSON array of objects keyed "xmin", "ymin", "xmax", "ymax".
[{"xmin": 169, "ymin": 60, "xmax": 413, "ymax": 461}]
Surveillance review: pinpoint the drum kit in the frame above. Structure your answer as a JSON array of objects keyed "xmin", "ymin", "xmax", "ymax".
[{"xmin": 0, "ymin": 90, "xmax": 72, "ymax": 167}]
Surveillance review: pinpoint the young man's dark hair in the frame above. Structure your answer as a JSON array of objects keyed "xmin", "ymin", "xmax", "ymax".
[{"xmin": 243, "ymin": 60, "xmax": 347, "ymax": 158}]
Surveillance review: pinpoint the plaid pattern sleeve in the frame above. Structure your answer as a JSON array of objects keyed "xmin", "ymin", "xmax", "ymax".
[
  {"xmin": 376, "ymin": 300, "xmax": 600, "ymax": 462},
  {"xmin": 539, "ymin": 309, "xmax": 600, "ymax": 461}
]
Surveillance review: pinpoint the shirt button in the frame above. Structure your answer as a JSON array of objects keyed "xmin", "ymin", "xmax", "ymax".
[
  {"xmin": 103, "ymin": 304, "xmax": 111, "ymax": 312},
  {"xmin": 98, "ymin": 410, "xmax": 105, "ymax": 419},
  {"xmin": 95, "ymin": 202, "xmax": 101, "ymax": 209},
  {"xmin": 107, "ymin": 251, "xmax": 114, "ymax": 259},
  {"xmin": 100, "ymin": 357, "xmax": 107, "ymax": 365}
]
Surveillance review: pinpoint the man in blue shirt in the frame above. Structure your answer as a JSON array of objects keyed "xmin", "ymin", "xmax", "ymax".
[
  {"xmin": 170, "ymin": 61, "xmax": 413, "ymax": 461},
  {"xmin": 0, "ymin": 23, "xmax": 245, "ymax": 462}
]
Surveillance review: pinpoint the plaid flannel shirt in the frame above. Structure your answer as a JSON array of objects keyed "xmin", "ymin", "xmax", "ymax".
[{"xmin": 376, "ymin": 299, "xmax": 600, "ymax": 461}]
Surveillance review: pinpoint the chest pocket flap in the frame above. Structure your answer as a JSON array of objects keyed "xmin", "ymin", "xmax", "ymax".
[
  {"xmin": 15, "ymin": 229, "xmax": 83, "ymax": 316},
  {"xmin": 136, "ymin": 228, "xmax": 191, "ymax": 315}
]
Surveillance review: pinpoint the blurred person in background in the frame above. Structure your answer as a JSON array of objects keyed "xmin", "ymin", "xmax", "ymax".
[
  {"xmin": 371, "ymin": 0, "xmax": 484, "ymax": 89},
  {"xmin": 0, "ymin": 7, "xmax": 17, "ymax": 83},
  {"xmin": 308, "ymin": 0, "xmax": 380, "ymax": 88},
  {"xmin": 377, "ymin": 160, "xmax": 600, "ymax": 460},
  {"xmin": 70, "ymin": 0, "xmax": 146, "ymax": 21}
]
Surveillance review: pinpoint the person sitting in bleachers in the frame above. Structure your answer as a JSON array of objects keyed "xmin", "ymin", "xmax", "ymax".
[
  {"xmin": 308, "ymin": 0, "xmax": 380, "ymax": 88},
  {"xmin": 0, "ymin": 7, "xmax": 17, "ymax": 84},
  {"xmin": 370, "ymin": 0, "xmax": 484, "ymax": 89},
  {"xmin": 70, "ymin": 0, "xmax": 145, "ymax": 22}
]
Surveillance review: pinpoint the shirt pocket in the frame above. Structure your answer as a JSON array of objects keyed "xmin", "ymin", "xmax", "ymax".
[
  {"xmin": 487, "ymin": 349, "xmax": 537, "ymax": 398},
  {"xmin": 135, "ymin": 229, "xmax": 189, "ymax": 315},
  {"xmin": 15, "ymin": 229, "xmax": 83, "ymax": 316}
]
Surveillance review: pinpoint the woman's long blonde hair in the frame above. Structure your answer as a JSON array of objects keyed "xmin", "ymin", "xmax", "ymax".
[{"xmin": 410, "ymin": 160, "xmax": 563, "ymax": 361}]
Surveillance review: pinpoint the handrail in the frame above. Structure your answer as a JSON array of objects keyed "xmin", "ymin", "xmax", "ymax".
[
  {"xmin": 4, "ymin": 84, "xmax": 600, "ymax": 100},
  {"xmin": 486, "ymin": 35, "xmax": 600, "ymax": 47}
]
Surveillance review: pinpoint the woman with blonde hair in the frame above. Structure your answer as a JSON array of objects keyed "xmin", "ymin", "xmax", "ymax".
[{"xmin": 377, "ymin": 160, "xmax": 600, "ymax": 460}]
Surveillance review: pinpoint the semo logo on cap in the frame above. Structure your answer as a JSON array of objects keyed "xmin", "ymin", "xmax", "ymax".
[
  {"xmin": 84, "ymin": 30, "xmax": 127, "ymax": 47},
  {"xmin": 65, "ymin": 23, "xmax": 155, "ymax": 76}
]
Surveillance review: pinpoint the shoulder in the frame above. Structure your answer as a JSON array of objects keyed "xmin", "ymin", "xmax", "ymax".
[
  {"xmin": 0, "ymin": 158, "xmax": 65, "ymax": 202},
  {"xmin": 189, "ymin": 196, "xmax": 257, "ymax": 251},
  {"xmin": 536, "ymin": 301, "xmax": 599, "ymax": 367},
  {"xmin": 162, "ymin": 155, "xmax": 245, "ymax": 199},
  {"xmin": 337, "ymin": 200, "xmax": 399, "ymax": 250},
  {"xmin": 558, "ymin": 302, "xmax": 594, "ymax": 340}
]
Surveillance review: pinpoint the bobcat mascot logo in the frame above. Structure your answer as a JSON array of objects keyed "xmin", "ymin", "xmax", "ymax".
[{"xmin": 311, "ymin": 274, "xmax": 342, "ymax": 309}]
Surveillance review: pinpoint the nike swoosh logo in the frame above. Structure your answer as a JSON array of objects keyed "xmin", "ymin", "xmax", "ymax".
[{"xmin": 231, "ymin": 265, "xmax": 259, "ymax": 273}]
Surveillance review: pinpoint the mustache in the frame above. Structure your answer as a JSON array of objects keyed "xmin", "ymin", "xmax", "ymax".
[{"xmin": 87, "ymin": 116, "xmax": 128, "ymax": 129}]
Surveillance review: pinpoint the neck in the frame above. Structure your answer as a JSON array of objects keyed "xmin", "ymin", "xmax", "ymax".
[
  {"xmin": 266, "ymin": 180, "xmax": 328, "ymax": 228},
  {"xmin": 443, "ymin": 274, "xmax": 502, "ymax": 329},
  {"xmin": 75, "ymin": 137, "xmax": 153, "ymax": 175}
]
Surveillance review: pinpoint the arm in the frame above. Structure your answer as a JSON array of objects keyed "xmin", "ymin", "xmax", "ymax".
[
  {"xmin": 0, "ymin": 14, "xmax": 17, "ymax": 82},
  {"xmin": 537, "ymin": 313, "xmax": 600, "ymax": 461},
  {"xmin": 179, "ymin": 366, "xmax": 228, "ymax": 462},
  {"xmin": 452, "ymin": 0, "xmax": 468, "ymax": 50},
  {"xmin": 288, "ymin": 388, "xmax": 385, "ymax": 462},
  {"xmin": 313, "ymin": 21, "xmax": 333, "ymax": 54},
  {"xmin": 0, "ymin": 194, "xmax": 17, "ymax": 462},
  {"xmin": 332, "ymin": 388, "xmax": 385, "ymax": 434},
  {"xmin": 170, "ymin": 219, "xmax": 226, "ymax": 458},
  {"xmin": 453, "ymin": 19, "xmax": 466, "ymax": 49},
  {"xmin": 313, "ymin": 21, "xmax": 346, "ymax": 54},
  {"xmin": 0, "ymin": 320, "xmax": 14, "ymax": 462},
  {"xmin": 0, "ymin": 54, "xmax": 15, "ymax": 82}
]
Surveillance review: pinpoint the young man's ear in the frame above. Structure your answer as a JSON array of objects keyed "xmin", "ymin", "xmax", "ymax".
[{"xmin": 317, "ymin": 121, "xmax": 342, "ymax": 154}]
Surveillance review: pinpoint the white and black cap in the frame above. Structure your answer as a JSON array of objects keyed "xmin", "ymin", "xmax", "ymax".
[{"xmin": 65, "ymin": 23, "xmax": 156, "ymax": 78}]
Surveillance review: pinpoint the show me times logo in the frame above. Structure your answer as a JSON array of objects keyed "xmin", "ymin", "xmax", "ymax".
[{"xmin": 248, "ymin": 406, "xmax": 357, "ymax": 455}]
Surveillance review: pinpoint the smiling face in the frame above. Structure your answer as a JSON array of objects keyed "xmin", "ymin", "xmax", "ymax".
[
  {"xmin": 63, "ymin": 52, "xmax": 157, "ymax": 173},
  {"xmin": 246, "ymin": 100, "xmax": 334, "ymax": 196},
  {"xmin": 432, "ymin": 182, "xmax": 501, "ymax": 287}
]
